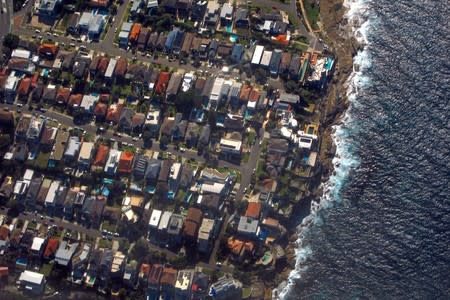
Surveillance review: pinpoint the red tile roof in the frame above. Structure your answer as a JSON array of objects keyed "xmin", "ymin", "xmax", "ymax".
[
  {"xmin": 114, "ymin": 58, "xmax": 127, "ymax": 77},
  {"xmin": 44, "ymin": 238, "xmax": 59, "ymax": 258},
  {"xmin": 68, "ymin": 94, "xmax": 83, "ymax": 107},
  {"xmin": 89, "ymin": 0, "xmax": 109, "ymax": 7},
  {"xmin": 106, "ymin": 103, "xmax": 123, "ymax": 123},
  {"xmin": 97, "ymin": 57, "xmax": 110, "ymax": 75},
  {"xmin": 245, "ymin": 202, "xmax": 261, "ymax": 219},
  {"xmin": 17, "ymin": 78, "xmax": 31, "ymax": 96},
  {"xmin": 129, "ymin": 23, "xmax": 142, "ymax": 43},
  {"xmin": 93, "ymin": 145, "xmax": 109, "ymax": 167},
  {"xmin": 99, "ymin": 93, "xmax": 110, "ymax": 103},
  {"xmin": 248, "ymin": 89, "xmax": 260, "ymax": 103},
  {"xmin": 155, "ymin": 72, "xmax": 170, "ymax": 94},
  {"xmin": 118, "ymin": 151, "xmax": 134, "ymax": 174},
  {"xmin": 31, "ymin": 72, "xmax": 39, "ymax": 88},
  {"xmin": 0, "ymin": 226, "xmax": 9, "ymax": 240},
  {"xmin": 239, "ymin": 84, "xmax": 252, "ymax": 101},
  {"xmin": 38, "ymin": 43, "xmax": 58, "ymax": 57}
]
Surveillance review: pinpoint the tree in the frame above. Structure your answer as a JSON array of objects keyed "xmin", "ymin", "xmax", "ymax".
[
  {"xmin": 109, "ymin": 4, "xmax": 118, "ymax": 15},
  {"xmin": 3, "ymin": 34, "xmax": 20, "ymax": 50},
  {"xmin": 130, "ymin": 238, "xmax": 149, "ymax": 261},
  {"xmin": 0, "ymin": 134, "xmax": 11, "ymax": 149}
]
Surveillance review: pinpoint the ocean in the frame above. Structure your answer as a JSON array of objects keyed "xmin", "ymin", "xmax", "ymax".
[{"xmin": 279, "ymin": 0, "xmax": 450, "ymax": 299}]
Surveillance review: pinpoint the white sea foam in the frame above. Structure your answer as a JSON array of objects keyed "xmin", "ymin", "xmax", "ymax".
[{"xmin": 274, "ymin": 1, "xmax": 375, "ymax": 299}]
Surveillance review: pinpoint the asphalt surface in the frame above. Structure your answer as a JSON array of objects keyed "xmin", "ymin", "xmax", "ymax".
[{"xmin": 0, "ymin": 0, "xmax": 12, "ymax": 54}]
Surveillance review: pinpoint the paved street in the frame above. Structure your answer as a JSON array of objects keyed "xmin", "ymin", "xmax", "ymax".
[{"xmin": 0, "ymin": 0, "xmax": 12, "ymax": 54}]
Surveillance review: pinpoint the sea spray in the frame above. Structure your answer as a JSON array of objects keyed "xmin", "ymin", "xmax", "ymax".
[{"xmin": 274, "ymin": 1, "xmax": 375, "ymax": 299}]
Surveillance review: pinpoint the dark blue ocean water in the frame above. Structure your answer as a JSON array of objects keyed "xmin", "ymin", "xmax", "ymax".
[{"xmin": 283, "ymin": 0, "xmax": 450, "ymax": 299}]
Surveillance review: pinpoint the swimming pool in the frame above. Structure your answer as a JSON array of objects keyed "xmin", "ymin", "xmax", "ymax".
[{"xmin": 229, "ymin": 34, "xmax": 238, "ymax": 43}]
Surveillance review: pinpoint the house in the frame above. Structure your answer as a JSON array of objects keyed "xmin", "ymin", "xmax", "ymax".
[
  {"xmin": 68, "ymin": 93, "xmax": 83, "ymax": 109},
  {"xmin": 8, "ymin": 59, "xmax": 35, "ymax": 75},
  {"xmin": 35, "ymin": 178, "xmax": 51, "ymax": 208},
  {"xmin": 269, "ymin": 49, "xmax": 282, "ymax": 76},
  {"xmin": 235, "ymin": 8, "xmax": 249, "ymax": 28},
  {"xmin": 289, "ymin": 55, "xmax": 301, "ymax": 79},
  {"xmin": 72, "ymin": 57, "xmax": 89, "ymax": 79},
  {"xmin": 49, "ymin": 130, "xmax": 69, "ymax": 164},
  {"xmin": 114, "ymin": 58, "xmax": 128, "ymax": 79},
  {"xmin": 55, "ymin": 241, "xmax": 79, "ymax": 266},
  {"xmin": 171, "ymin": 31, "xmax": 185, "ymax": 55},
  {"xmin": 155, "ymin": 72, "xmax": 171, "ymax": 94},
  {"xmin": 191, "ymin": 271, "xmax": 209, "ymax": 299},
  {"xmin": 147, "ymin": 31, "xmax": 159, "ymax": 50},
  {"xmin": 105, "ymin": 58, "xmax": 117, "ymax": 81},
  {"xmin": 174, "ymin": 269, "xmax": 194, "ymax": 299},
  {"xmin": 198, "ymin": 218, "xmax": 215, "ymax": 254},
  {"xmin": 56, "ymin": 87, "xmax": 71, "ymax": 104},
  {"xmin": 78, "ymin": 142, "xmax": 95, "ymax": 170},
  {"xmin": 38, "ymin": 43, "xmax": 58, "ymax": 59},
  {"xmin": 70, "ymin": 243, "xmax": 92, "ymax": 284},
  {"xmin": 165, "ymin": 28, "xmax": 180, "ymax": 53},
  {"xmin": 155, "ymin": 33, "xmax": 167, "ymax": 51},
  {"xmin": 30, "ymin": 237, "xmax": 46, "ymax": 257},
  {"xmin": 37, "ymin": 0, "xmax": 60, "ymax": 16},
  {"xmin": 149, "ymin": 209, "xmax": 162, "ymax": 229},
  {"xmin": 145, "ymin": 158, "xmax": 161, "ymax": 185},
  {"xmin": 26, "ymin": 115, "xmax": 45, "ymax": 144},
  {"xmin": 97, "ymin": 57, "xmax": 110, "ymax": 76},
  {"xmin": 110, "ymin": 251, "xmax": 126, "ymax": 278},
  {"xmin": 197, "ymin": 193, "xmax": 221, "ymax": 216},
  {"xmin": 43, "ymin": 238, "xmax": 59, "ymax": 260},
  {"xmin": 106, "ymin": 103, "xmax": 124, "ymax": 124},
  {"xmin": 118, "ymin": 107, "xmax": 135, "ymax": 131},
  {"xmin": 129, "ymin": 23, "xmax": 142, "ymax": 43},
  {"xmin": 84, "ymin": 248, "xmax": 103, "ymax": 287},
  {"xmin": 168, "ymin": 162, "xmax": 182, "ymax": 198},
  {"xmin": 83, "ymin": 196, "xmax": 106, "ymax": 228},
  {"xmin": 185, "ymin": 122, "xmax": 201, "ymax": 148},
  {"xmin": 204, "ymin": 1, "xmax": 220, "ymax": 27},
  {"xmin": 104, "ymin": 149, "xmax": 122, "ymax": 175},
  {"xmin": 181, "ymin": 32, "xmax": 194, "ymax": 56},
  {"xmin": 98, "ymin": 249, "xmax": 113, "ymax": 284},
  {"xmin": 137, "ymin": 27, "xmax": 150, "ymax": 50},
  {"xmin": 93, "ymin": 102, "xmax": 107, "ymax": 121},
  {"xmin": 220, "ymin": 3, "xmax": 233, "ymax": 26},
  {"xmin": 245, "ymin": 202, "xmax": 262, "ymax": 219},
  {"xmin": 147, "ymin": 264, "xmax": 163, "ymax": 296},
  {"xmin": 132, "ymin": 155, "xmax": 148, "ymax": 179},
  {"xmin": 123, "ymin": 260, "xmax": 138, "ymax": 288},
  {"xmin": 183, "ymin": 207, "xmax": 203, "ymax": 243},
  {"xmin": 166, "ymin": 214, "xmax": 183, "ymax": 245},
  {"xmin": 18, "ymin": 271, "xmax": 46, "ymax": 295},
  {"xmin": 64, "ymin": 136, "xmax": 81, "ymax": 160},
  {"xmin": 251, "ymin": 45, "xmax": 264, "ymax": 65},
  {"xmin": 91, "ymin": 145, "xmax": 108, "ymax": 171},
  {"xmin": 191, "ymin": 0, "xmax": 207, "ymax": 21},
  {"xmin": 219, "ymin": 137, "xmax": 242, "ymax": 158},
  {"xmin": 25, "ymin": 177, "xmax": 42, "ymax": 208},
  {"xmin": 80, "ymin": 94, "xmax": 99, "ymax": 113},
  {"xmin": 17, "ymin": 77, "xmax": 31, "ymax": 101},
  {"xmin": 166, "ymin": 73, "xmax": 183, "ymax": 100},
  {"xmin": 89, "ymin": 56, "xmax": 100, "ymax": 76},
  {"xmin": 237, "ymin": 216, "xmax": 259, "ymax": 238},
  {"xmin": 157, "ymin": 211, "xmax": 172, "ymax": 236},
  {"xmin": 160, "ymin": 267, "xmax": 177, "ymax": 298},
  {"xmin": 44, "ymin": 180, "xmax": 60, "ymax": 207},
  {"xmin": 209, "ymin": 275, "xmax": 242, "ymax": 300},
  {"xmin": 260, "ymin": 50, "xmax": 272, "ymax": 68},
  {"xmin": 42, "ymin": 84, "xmax": 57, "ymax": 103},
  {"xmin": 208, "ymin": 77, "xmax": 224, "ymax": 110},
  {"xmin": 118, "ymin": 151, "xmax": 134, "ymax": 174},
  {"xmin": 0, "ymin": 177, "xmax": 14, "ymax": 201},
  {"xmin": 131, "ymin": 113, "xmax": 145, "ymax": 133},
  {"xmin": 231, "ymin": 44, "xmax": 244, "ymax": 63}
]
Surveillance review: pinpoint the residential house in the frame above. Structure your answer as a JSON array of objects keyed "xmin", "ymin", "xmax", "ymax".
[
  {"xmin": 106, "ymin": 102, "xmax": 124, "ymax": 124},
  {"xmin": 166, "ymin": 214, "xmax": 183, "ymax": 246},
  {"xmin": 26, "ymin": 115, "xmax": 45, "ymax": 144},
  {"xmin": 78, "ymin": 142, "xmax": 95, "ymax": 170},
  {"xmin": 43, "ymin": 238, "xmax": 59, "ymax": 260},
  {"xmin": 209, "ymin": 275, "xmax": 242, "ymax": 300},
  {"xmin": 235, "ymin": 8, "xmax": 249, "ymax": 28},
  {"xmin": 93, "ymin": 102, "xmax": 107, "ymax": 121},
  {"xmin": 104, "ymin": 149, "xmax": 122, "ymax": 175},
  {"xmin": 149, "ymin": 209, "xmax": 162, "ymax": 230},
  {"xmin": 289, "ymin": 55, "xmax": 301, "ymax": 79},
  {"xmin": 160, "ymin": 267, "xmax": 177, "ymax": 298},
  {"xmin": 110, "ymin": 251, "xmax": 126, "ymax": 278},
  {"xmin": 155, "ymin": 72, "xmax": 171, "ymax": 94},
  {"xmin": 44, "ymin": 180, "xmax": 60, "ymax": 208},
  {"xmin": 68, "ymin": 93, "xmax": 83, "ymax": 109},
  {"xmin": 114, "ymin": 58, "xmax": 128, "ymax": 79},
  {"xmin": 132, "ymin": 154, "xmax": 148, "ymax": 179},
  {"xmin": 64, "ymin": 136, "xmax": 81, "ymax": 161},
  {"xmin": 171, "ymin": 30, "xmax": 185, "ymax": 55},
  {"xmin": 18, "ymin": 271, "xmax": 46, "ymax": 295},
  {"xmin": 190, "ymin": 271, "xmax": 210, "ymax": 300},
  {"xmin": 17, "ymin": 78, "xmax": 31, "ymax": 101},
  {"xmin": 183, "ymin": 207, "xmax": 202, "ymax": 243},
  {"xmin": 56, "ymin": 87, "xmax": 71, "ymax": 105},
  {"xmin": 131, "ymin": 112, "xmax": 145, "ymax": 133},
  {"xmin": 147, "ymin": 264, "xmax": 163, "ymax": 297},
  {"xmin": 118, "ymin": 107, "xmax": 135, "ymax": 131},
  {"xmin": 146, "ymin": 31, "xmax": 159, "ymax": 50},
  {"xmin": 174, "ymin": 269, "xmax": 194, "ymax": 300},
  {"xmin": 204, "ymin": 1, "xmax": 220, "ymax": 27},
  {"xmin": 84, "ymin": 248, "xmax": 103, "ymax": 287},
  {"xmin": 137, "ymin": 28, "xmax": 151, "ymax": 51},
  {"xmin": 80, "ymin": 94, "xmax": 99, "ymax": 113},
  {"xmin": 168, "ymin": 162, "xmax": 182, "ymax": 199},
  {"xmin": 71, "ymin": 243, "xmax": 92, "ymax": 284},
  {"xmin": 30, "ymin": 237, "xmax": 46, "ymax": 258},
  {"xmin": 55, "ymin": 241, "xmax": 79, "ymax": 266},
  {"xmin": 49, "ymin": 130, "xmax": 69, "ymax": 165},
  {"xmin": 25, "ymin": 177, "xmax": 42, "ymax": 208},
  {"xmin": 145, "ymin": 158, "xmax": 161, "ymax": 189},
  {"xmin": 197, "ymin": 218, "xmax": 215, "ymax": 254},
  {"xmin": 237, "ymin": 216, "xmax": 259, "ymax": 238},
  {"xmin": 166, "ymin": 73, "xmax": 183, "ymax": 100},
  {"xmin": 42, "ymin": 84, "xmax": 57, "ymax": 103},
  {"xmin": 181, "ymin": 32, "xmax": 194, "ymax": 56},
  {"xmin": 118, "ymin": 151, "xmax": 134, "ymax": 174},
  {"xmin": 231, "ymin": 44, "xmax": 244, "ymax": 63}
]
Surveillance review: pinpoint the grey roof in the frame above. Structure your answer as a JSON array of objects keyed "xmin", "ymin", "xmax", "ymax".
[
  {"xmin": 166, "ymin": 73, "xmax": 183, "ymax": 96},
  {"xmin": 133, "ymin": 155, "xmax": 149, "ymax": 178},
  {"xmin": 146, "ymin": 158, "xmax": 161, "ymax": 181},
  {"xmin": 167, "ymin": 214, "xmax": 183, "ymax": 235},
  {"xmin": 88, "ymin": 15, "xmax": 104, "ymax": 33},
  {"xmin": 64, "ymin": 136, "xmax": 81, "ymax": 158},
  {"xmin": 55, "ymin": 241, "xmax": 79, "ymax": 266},
  {"xmin": 279, "ymin": 93, "xmax": 300, "ymax": 104},
  {"xmin": 237, "ymin": 216, "xmax": 259, "ymax": 235}
]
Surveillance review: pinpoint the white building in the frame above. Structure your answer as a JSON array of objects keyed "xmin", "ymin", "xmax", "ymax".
[
  {"xmin": 78, "ymin": 142, "xmax": 95, "ymax": 170},
  {"xmin": 104, "ymin": 149, "xmax": 122, "ymax": 175},
  {"xmin": 209, "ymin": 77, "xmax": 224, "ymax": 110},
  {"xmin": 251, "ymin": 45, "xmax": 264, "ymax": 65},
  {"xmin": 219, "ymin": 138, "xmax": 242, "ymax": 155},
  {"xmin": 149, "ymin": 209, "xmax": 162, "ymax": 229},
  {"xmin": 45, "ymin": 180, "xmax": 60, "ymax": 207},
  {"xmin": 18, "ymin": 270, "xmax": 46, "ymax": 294},
  {"xmin": 260, "ymin": 50, "xmax": 272, "ymax": 68},
  {"xmin": 105, "ymin": 58, "xmax": 117, "ymax": 79}
]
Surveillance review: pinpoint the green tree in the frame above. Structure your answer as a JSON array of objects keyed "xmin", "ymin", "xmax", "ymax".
[
  {"xmin": 3, "ymin": 34, "xmax": 20, "ymax": 49},
  {"xmin": 130, "ymin": 238, "xmax": 149, "ymax": 261}
]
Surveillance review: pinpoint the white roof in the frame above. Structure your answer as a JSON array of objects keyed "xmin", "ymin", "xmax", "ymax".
[
  {"xmin": 45, "ymin": 181, "xmax": 60, "ymax": 205},
  {"xmin": 149, "ymin": 209, "xmax": 162, "ymax": 227},
  {"xmin": 220, "ymin": 138, "xmax": 242, "ymax": 151},
  {"xmin": 170, "ymin": 162, "xmax": 182, "ymax": 181},
  {"xmin": 158, "ymin": 211, "xmax": 173, "ymax": 231},
  {"xmin": 175, "ymin": 269, "xmax": 194, "ymax": 290},
  {"xmin": 104, "ymin": 149, "xmax": 122, "ymax": 174},
  {"xmin": 5, "ymin": 75, "xmax": 18, "ymax": 91},
  {"xmin": 31, "ymin": 237, "xmax": 45, "ymax": 251},
  {"xmin": 260, "ymin": 50, "xmax": 272, "ymax": 67},
  {"xmin": 80, "ymin": 94, "xmax": 98, "ymax": 111},
  {"xmin": 210, "ymin": 77, "xmax": 224, "ymax": 98},
  {"xmin": 251, "ymin": 45, "xmax": 264, "ymax": 64},
  {"xmin": 78, "ymin": 142, "xmax": 94, "ymax": 161},
  {"xmin": 11, "ymin": 49, "xmax": 31, "ymax": 59},
  {"xmin": 105, "ymin": 58, "xmax": 117, "ymax": 78},
  {"xmin": 201, "ymin": 182, "xmax": 225, "ymax": 194},
  {"xmin": 19, "ymin": 270, "xmax": 44, "ymax": 285},
  {"xmin": 23, "ymin": 169, "xmax": 34, "ymax": 181}
]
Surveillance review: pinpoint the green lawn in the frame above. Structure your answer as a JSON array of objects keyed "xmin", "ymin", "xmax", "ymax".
[
  {"xmin": 304, "ymin": 0, "xmax": 320, "ymax": 29},
  {"xmin": 40, "ymin": 263, "xmax": 53, "ymax": 277},
  {"xmin": 98, "ymin": 239, "xmax": 113, "ymax": 249}
]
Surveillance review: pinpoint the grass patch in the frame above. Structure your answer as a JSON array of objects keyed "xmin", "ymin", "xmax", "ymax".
[
  {"xmin": 40, "ymin": 263, "xmax": 53, "ymax": 277},
  {"xmin": 34, "ymin": 151, "xmax": 51, "ymax": 170},
  {"xmin": 242, "ymin": 287, "xmax": 252, "ymax": 299},
  {"xmin": 304, "ymin": 0, "xmax": 320, "ymax": 29},
  {"xmin": 101, "ymin": 220, "xmax": 117, "ymax": 232},
  {"xmin": 288, "ymin": 13, "xmax": 299, "ymax": 28},
  {"xmin": 98, "ymin": 238, "xmax": 113, "ymax": 249},
  {"xmin": 27, "ymin": 221, "xmax": 37, "ymax": 230}
]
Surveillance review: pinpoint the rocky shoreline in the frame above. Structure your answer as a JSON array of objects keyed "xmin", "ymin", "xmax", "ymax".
[{"xmin": 264, "ymin": 0, "xmax": 362, "ymax": 297}]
